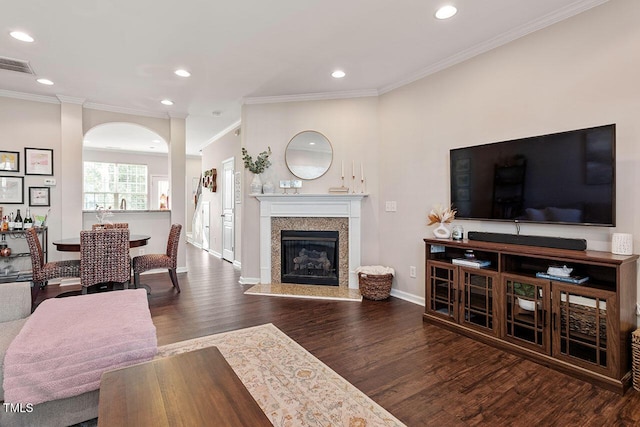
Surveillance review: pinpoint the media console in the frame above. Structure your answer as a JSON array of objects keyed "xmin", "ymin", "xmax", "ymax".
[{"xmin": 423, "ymin": 237, "xmax": 638, "ymax": 394}]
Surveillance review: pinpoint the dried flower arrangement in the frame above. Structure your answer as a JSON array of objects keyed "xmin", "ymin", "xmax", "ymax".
[
  {"xmin": 241, "ymin": 147, "xmax": 272, "ymax": 174},
  {"xmin": 427, "ymin": 204, "xmax": 456, "ymax": 225}
]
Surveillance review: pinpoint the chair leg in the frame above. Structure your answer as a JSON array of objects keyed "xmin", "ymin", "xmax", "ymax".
[
  {"xmin": 81, "ymin": 286, "xmax": 88, "ymax": 295},
  {"xmin": 133, "ymin": 272, "xmax": 140, "ymax": 289},
  {"xmin": 168, "ymin": 269, "xmax": 181, "ymax": 293}
]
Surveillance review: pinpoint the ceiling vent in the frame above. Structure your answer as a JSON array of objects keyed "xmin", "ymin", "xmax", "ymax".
[{"xmin": 0, "ymin": 56, "xmax": 35, "ymax": 74}]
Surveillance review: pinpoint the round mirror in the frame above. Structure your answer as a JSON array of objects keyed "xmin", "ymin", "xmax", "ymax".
[{"xmin": 285, "ymin": 131, "xmax": 333, "ymax": 180}]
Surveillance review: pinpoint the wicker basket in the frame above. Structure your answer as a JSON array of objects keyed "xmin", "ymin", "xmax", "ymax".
[
  {"xmin": 358, "ymin": 272, "xmax": 393, "ymax": 300},
  {"xmin": 632, "ymin": 329, "xmax": 640, "ymax": 392}
]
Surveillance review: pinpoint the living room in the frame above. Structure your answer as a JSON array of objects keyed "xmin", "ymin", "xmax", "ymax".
[{"xmin": 2, "ymin": 0, "xmax": 640, "ymax": 425}]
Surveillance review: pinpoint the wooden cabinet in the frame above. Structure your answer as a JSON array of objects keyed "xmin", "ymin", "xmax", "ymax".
[{"xmin": 424, "ymin": 237, "xmax": 637, "ymax": 394}]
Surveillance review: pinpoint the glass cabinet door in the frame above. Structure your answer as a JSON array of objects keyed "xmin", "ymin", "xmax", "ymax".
[
  {"xmin": 427, "ymin": 261, "xmax": 458, "ymax": 321},
  {"xmin": 552, "ymin": 284, "xmax": 616, "ymax": 377},
  {"xmin": 503, "ymin": 274, "xmax": 551, "ymax": 354},
  {"xmin": 459, "ymin": 268, "xmax": 499, "ymax": 335}
]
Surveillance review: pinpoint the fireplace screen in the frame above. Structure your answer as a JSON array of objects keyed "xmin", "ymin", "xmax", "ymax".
[{"xmin": 281, "ymin": 230, "xmax": 339, "ymax": 286}]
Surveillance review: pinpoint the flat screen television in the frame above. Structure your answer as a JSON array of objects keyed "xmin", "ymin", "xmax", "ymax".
[{"xmin": 450, "ymin": 124, "xmax": 615, "ymax": 226}]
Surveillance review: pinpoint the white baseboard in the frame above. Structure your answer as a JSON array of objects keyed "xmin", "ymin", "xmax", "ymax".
[
  {"xmin": 239, "ymin": 276, "xmax": 260, "ymax": 285},
  {"xmin": 233, "ymin": 260, "xmax": 241, "ymax": 269},
  {"xmin": 390, "ymin": 288, "xmax": 424, "ymax": 306},
  {"xmin": 208, "ymin": 249, "xmax": 222, "ymax": 259},
  {"xmin": 189, "ymin": 241, "xmax": 203, "ymax": 249}
]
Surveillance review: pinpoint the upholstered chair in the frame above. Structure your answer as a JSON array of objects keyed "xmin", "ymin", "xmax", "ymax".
[
  {"xmin": 132, "ymin": 224, "xmax": 182, "ymax": 293},
  {"xmin": 25, "ymin": 227, "xmax": 80, "ymax": 302},
  {"xmin": 92, "ymin": 223, "xmax": 129, "ymax": 229},
  {"xmin": 80, "ymin": 228, "xmax": 131, "ymax": 294}
]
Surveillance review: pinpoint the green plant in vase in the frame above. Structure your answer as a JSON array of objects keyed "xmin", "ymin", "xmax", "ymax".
[{"xmin": 242, "ymin": 147, "xmax": 272, "ymax": 194}]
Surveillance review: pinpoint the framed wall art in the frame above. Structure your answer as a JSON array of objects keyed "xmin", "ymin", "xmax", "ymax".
[
  {"xmin": 29, "ymin": 187, "xmax": 51, "ymax": 207},
  {"xmin": 0, "ymin": 176, "xmax": 24, "ymax": 204},
  {"xmin": 0, "ymin": 151, "xmax": 19, "ymax": 172},
  {"xmin": 25, "ymin": 147, "xmax": 54, "ymax": 175}
]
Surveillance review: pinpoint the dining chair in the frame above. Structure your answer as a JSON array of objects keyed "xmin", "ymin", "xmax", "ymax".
[
  {"xmin": 25, "ymin": 227, "xmax": 81, "ymax": 302},
  {"xmin": 92, "ymin": 223, "xmax": 129, "ymax": 229},
  {"xmin": 80, "ymin": 228, "xmax": 131, "ymax": 294},
  {"xmin": 132, "ymin": 224, "xmax": 182, "ymax": 293}
]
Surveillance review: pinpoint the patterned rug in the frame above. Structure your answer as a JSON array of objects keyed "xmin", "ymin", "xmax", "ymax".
[{"xmin": 156, "ymin": 324, "xmax": 404, "ymax": 427}]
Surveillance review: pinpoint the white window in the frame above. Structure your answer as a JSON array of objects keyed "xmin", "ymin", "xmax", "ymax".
[{"xmin": 83, "ymin": 162, "xmax": 148, "ymax": 210}]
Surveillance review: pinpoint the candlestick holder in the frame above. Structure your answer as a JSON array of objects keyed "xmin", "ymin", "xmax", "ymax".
[
  {"xmin": 361, "ymin": 179, "xmax": 365, "ymax": 193},
  {"xmin": 352, "ymin": 176, "xmax": 357, "ymax": 193}
]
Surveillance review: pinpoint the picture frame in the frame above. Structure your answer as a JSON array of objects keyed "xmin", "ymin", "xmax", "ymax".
[
  {"xmin": 0, "ymin": 151, "xmax": 19, "ymax": 172},
  {"xmin": 29, "ymin": 186, "xmax": 50, "ymax": 207},
  {"xmin": 25, "ymin": 147, "xmax": 54, "ymax": 176},
  {"xmin": 0, "ymin": 176, "xmax": 24, "ymax": 204}
]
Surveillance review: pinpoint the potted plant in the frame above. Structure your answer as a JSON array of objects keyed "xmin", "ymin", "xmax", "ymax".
[{"xmin": 242, "ymin": 147, "xmax": 272, "ymax": 194}]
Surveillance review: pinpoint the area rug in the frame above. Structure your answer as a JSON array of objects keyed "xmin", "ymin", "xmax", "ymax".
[
  {"xmin": 244, "ymin": 283, "xmax": 363, "ymax": 302},
  {"xmin": 156, "ymin": 323, "xmax": 404, "ymax": 427}
]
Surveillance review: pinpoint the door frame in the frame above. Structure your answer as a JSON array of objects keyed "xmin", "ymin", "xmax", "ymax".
[{"xmin": 221, "ymin": 157, "xmax": 235, "ymax": 263}]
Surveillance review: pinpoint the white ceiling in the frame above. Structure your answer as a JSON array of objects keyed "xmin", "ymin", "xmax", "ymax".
[{"xmin": 1, "ymin": 0, "xmax": 607, "ymax": 156}]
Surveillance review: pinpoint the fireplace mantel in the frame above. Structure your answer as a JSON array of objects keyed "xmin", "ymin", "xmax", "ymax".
[{"xmin": 255, "ymin": 194, "xmax": 368, "ymax": 288}]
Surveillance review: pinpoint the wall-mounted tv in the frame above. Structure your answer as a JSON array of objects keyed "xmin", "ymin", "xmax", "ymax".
[{"xmin": 450, "ymin": 124, "xmax": 615, "ymax": 226}]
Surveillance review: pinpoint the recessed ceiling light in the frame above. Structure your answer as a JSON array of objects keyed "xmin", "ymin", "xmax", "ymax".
[
  {"xmin": 435, "ymin": 5, "xmax": 457, "ymax": 20},
  {"xmin": 152, "ymin": 139, "xmax": 161, "ymax": 143},
  {"xmin": 331, "ymin": 70, "xmax": 346, "ymax": 79},
  {"xmin": 10, "ymin": 31, "xmax": 34, "ymax": 42},
  {"xmin": 174, "ymin": 69, "xmax": 191, "ymax": 77},
  {"xmin": 309, "ymin": 142, "xmax": 316, "ymax": 145},
  {"xmin": 36, "ymin": 78, "xmax": 54, "ymax": 86},
  {"xmin": 161, "ymin": 99, "xmax": 174, "ymax": 106}
]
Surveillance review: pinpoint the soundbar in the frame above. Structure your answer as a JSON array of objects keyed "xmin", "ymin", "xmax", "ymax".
[{"xmin": 467, "ymin": 232, "xmax": 587, "ymax": 251}]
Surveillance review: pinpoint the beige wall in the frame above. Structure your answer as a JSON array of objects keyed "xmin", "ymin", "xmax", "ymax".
[
  {"xmin": 0, "ymin": 98, "xmax": 188, "ymax": 269},
  {"xmin": 240, "ymin": 97, "xmax": 381, "ymax": 282},
  {"xmin": 378, "ymin": 0, "xmax": 640, "ymax": 302},
  {"xmin": 201, "ymin": 126, "xmax": 242, "ymax": 261},
  {"xmin": 186, "ymin": 156, "xmax": 202, "ymax": 233}
]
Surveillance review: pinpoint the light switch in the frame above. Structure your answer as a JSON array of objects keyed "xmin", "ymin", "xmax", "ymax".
[
  {"xmin": 44, "ymin": 178, "xmax": 56, "ymax": 186},
  {"xmin": 385, "ymin": 201, "xmax": 397, "ymax": 212}
]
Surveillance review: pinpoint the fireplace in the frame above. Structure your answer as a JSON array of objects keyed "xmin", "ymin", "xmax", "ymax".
[{"xmin": 281, "ymin": 230, "xmax": 339, "ymax": 286}]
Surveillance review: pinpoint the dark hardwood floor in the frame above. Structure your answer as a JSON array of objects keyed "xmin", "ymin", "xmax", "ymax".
[{"xmin": 38, "ymin": 243, "xmax": 640, "ymax": 426}]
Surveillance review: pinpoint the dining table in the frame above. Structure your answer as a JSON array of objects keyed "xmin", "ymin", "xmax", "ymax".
[{"xmin": 52, "ymin": 234, "xmax": 150, "ymax": 252}]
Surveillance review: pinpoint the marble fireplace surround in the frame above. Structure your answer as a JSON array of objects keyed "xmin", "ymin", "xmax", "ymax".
[{"xmin": 255, "ymin": 194, "xmax": 367, "ymax": 289}]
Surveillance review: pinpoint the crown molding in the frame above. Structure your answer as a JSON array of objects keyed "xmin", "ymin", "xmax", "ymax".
[
  {"xmin": 56, "ymin": 95, "xmax": 85, "ymax": 104},
  {"xmin": 380, "ymin": 0, "xmax": 609, "ymax": 94},
  {"xmin": 243, "ymin": 89, "xmax": 378, "ymax": 105},
  {"xmin": 199, "ymin": 119, "xmax": 242, "ymax": 152},
  {"xmin": 168, "ymin": 112, "xmax": 189, "ymax": 119},
  {"xmin": 83, "ymin": 102, "xmax": 170, "ymax": 119},
  {"xmin": 0, "ymin": 89, "xmax": 60, "ymax": 104}
]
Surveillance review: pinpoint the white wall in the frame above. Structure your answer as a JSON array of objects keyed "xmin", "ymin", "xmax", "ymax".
[
  {"xmin": 378, "ymin": 0, "xmax": 640, "ymax": 301},
  {"xmin": 240, "ymin": 97, "xmax": 381, "ymax": 282}
]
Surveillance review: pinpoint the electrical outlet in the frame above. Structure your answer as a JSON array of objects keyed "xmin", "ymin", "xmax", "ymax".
[
  {"xmin": 409, "ymin": 266, "xmax": 417, "ymax": 278},
  {"xmin": 139, "ymin": 248, "xmax": 146, "ymax": 255},
  {"xmin": 385, "ymin": 201, "xmax": 397, "ymax": 212}
]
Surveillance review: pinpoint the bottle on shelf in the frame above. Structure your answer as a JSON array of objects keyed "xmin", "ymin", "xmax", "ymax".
[
  {"xmin": 1, "ymin": 216, "xmax": 7, "ymax": 231},
  {"xmin": 8, "ymin": 213, "xmax": 14, "ymax": 230},
  {"xmin": 14, "ymin": 209, "xmax": 23, "ymax": 230},
  {"xmin": 23, "ymin": 208, "xmax": 33, "ymax": 229}
]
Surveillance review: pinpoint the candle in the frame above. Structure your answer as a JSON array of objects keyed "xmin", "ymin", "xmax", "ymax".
[
  {"xmin": 361, "ymin": 162, "xmax": 364, "ymax": 181},
  {"xmin": 341, "ymin": 160, "xmax": 344, "ymax": 179},
  {"xmin": 352, "ymin": 161, "xmax": 355, "ymax": 178}
]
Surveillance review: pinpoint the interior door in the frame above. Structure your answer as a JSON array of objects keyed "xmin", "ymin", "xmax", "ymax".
[
  {"xmin": 222, "ymin": 158, "xmax": 235, "ymax": 262},
  {"xmin": 202, "ymin": 201, "xmax": 210, "ymax": 251}
]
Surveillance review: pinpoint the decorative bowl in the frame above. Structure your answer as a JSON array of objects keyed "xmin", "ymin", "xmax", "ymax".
[{"xmin": 517, "ymin": 298, "xmax": 537, "ymax": 311}]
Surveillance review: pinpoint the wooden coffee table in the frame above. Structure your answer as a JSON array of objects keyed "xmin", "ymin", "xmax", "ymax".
[{"xmin": 98, "ymin": 346, "xmax": 272, "ymax": 426}]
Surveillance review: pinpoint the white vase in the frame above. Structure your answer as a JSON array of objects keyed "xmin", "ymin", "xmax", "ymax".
[
  {"xmin": 262, "ymin": 180, "xmax": 275, "ymax": 194},
  {"xmin": 250, "ymin": 173, "xmax": 263, "ymax": 194},
  {"xmin": 433, "ymin": 222, "xmax": 451, "ymax": 239}
]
